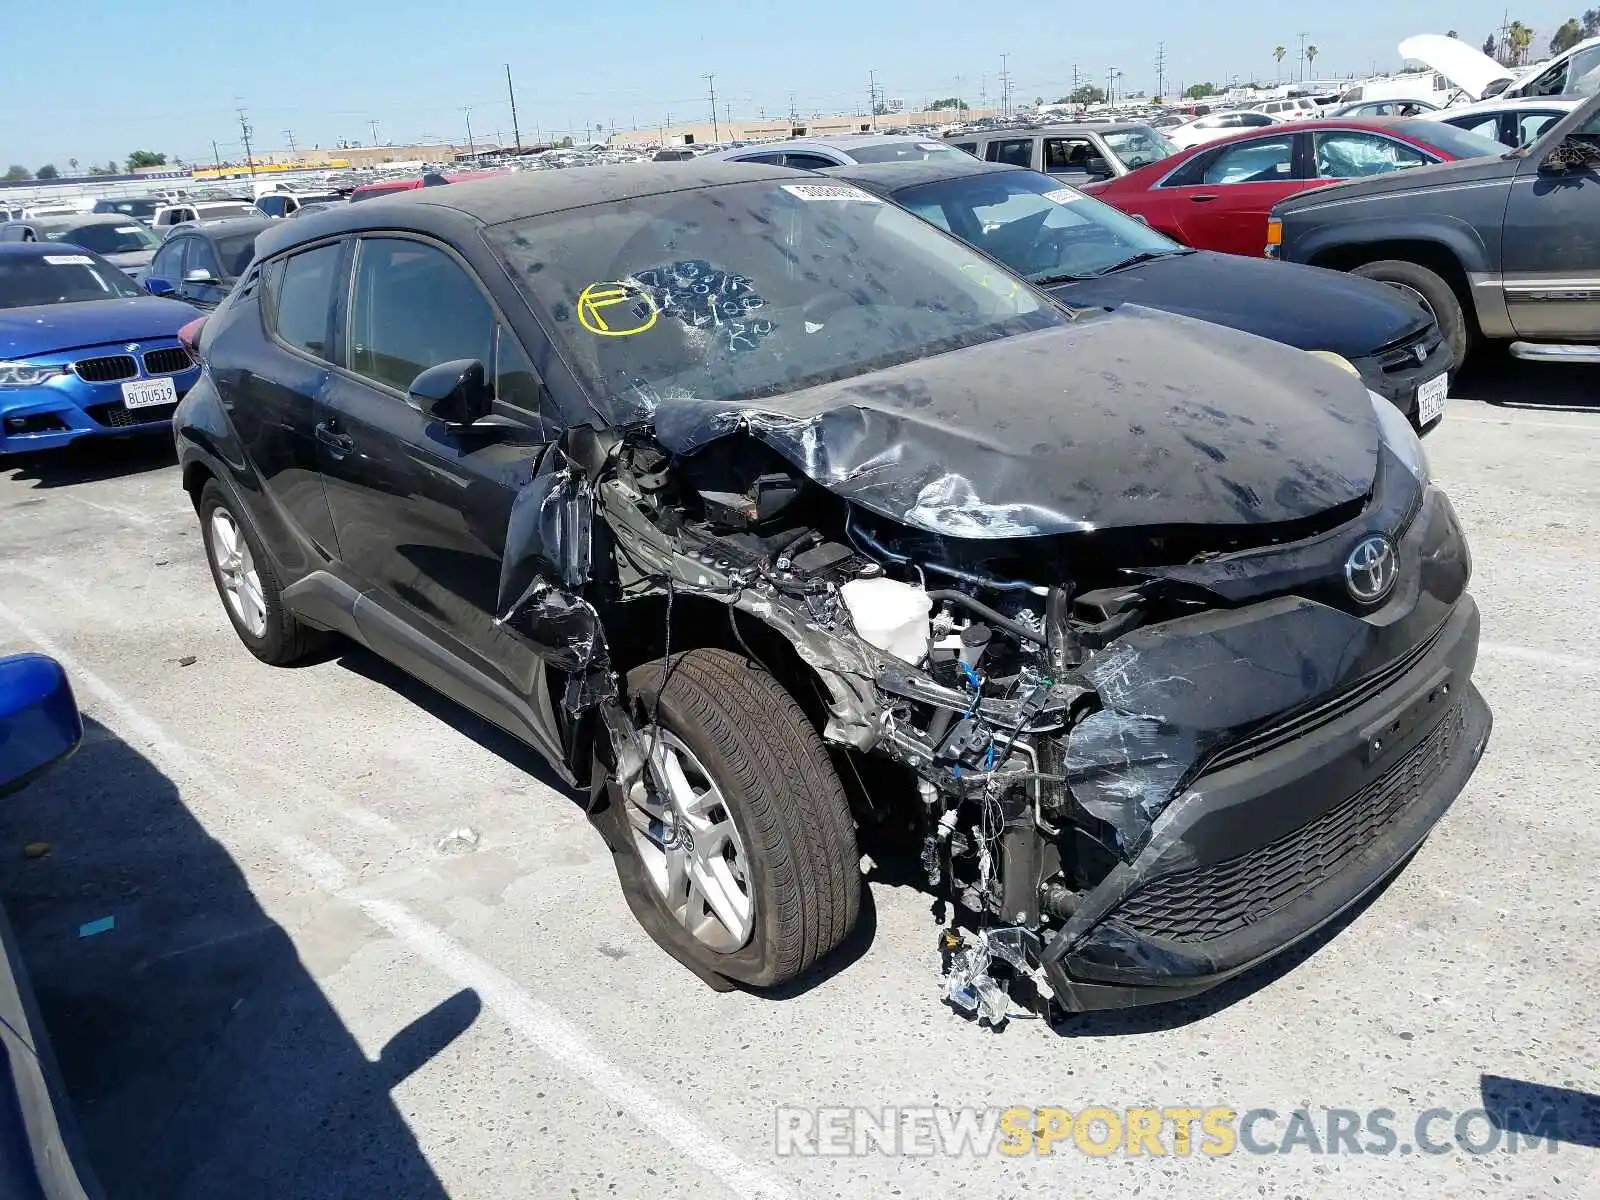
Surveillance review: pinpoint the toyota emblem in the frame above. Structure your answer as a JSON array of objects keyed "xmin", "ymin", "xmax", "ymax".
[{"xmin": 1345, "ymin": 534, "xmax": 1398, "ymax": 604}]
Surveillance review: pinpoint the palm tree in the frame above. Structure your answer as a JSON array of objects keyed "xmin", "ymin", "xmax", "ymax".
[
  {"xmin": 67, "ymin": 157, "xmax": 78, "ymax": 174},
  {"xmin": 1273, "ymin": 45, "xmax": 1287, "ymax": 81},
  {"xmin": 1305, "ymin": 44, "xmax": 1319, "ymax": 75},
  {"xmin": 1508, "ymin": 21, "xmax": 1534, "ymax": 65}
]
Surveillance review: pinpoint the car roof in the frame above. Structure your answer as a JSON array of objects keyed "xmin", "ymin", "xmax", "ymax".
[
  {"xmin": 0, "ymin": 242, "xmax": 110, "ymax": 258},
  {"xmin": 967, "ymin": 121, "xmax": 1157, "ymax": 136},
  {"xmin": 256, "ymin": 161, "xmax": 800, "ymax": 258},
  {"xmin": 1442, "ymin": 96, "xmax": 1586, "ymax": 115},
  {"xmin": 174, "ymin": 216, "xmax": 275, "ymax": 236},
  {"xmin": 27, "ymin": 213, "xmax": 129, "ymax": 228},
  {"xmin": 821, "ymin": 157, "xmax": 1023, "ymax": 193},
  {"xmin": 723, "ymin": 133, "xmax": 939, "ymax": 154}
]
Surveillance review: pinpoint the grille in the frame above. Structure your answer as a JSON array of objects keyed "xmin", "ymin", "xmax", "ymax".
[
  {"xmin": 1375, "ymin": 328, "xmax": 1444, "ymax": 377},
  {"xmin": 142, "ymin": 347, "xmax": 192, "ymax": 375},
  {"xmin": 85, "ymin": 401, "xmax": 178, "ymax": 429},
  {"xmin": 72, "ymin": 355, "xmax": 138, "ymax": 383},
  {"xmin": 1114, "ymin": 702, "xmax": 1464, "ymax": 945}
]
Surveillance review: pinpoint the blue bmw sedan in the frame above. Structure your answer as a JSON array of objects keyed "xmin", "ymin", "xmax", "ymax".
[{"xmin": 0, "ymin": 243, "xmax": 202, "ymax": 455}]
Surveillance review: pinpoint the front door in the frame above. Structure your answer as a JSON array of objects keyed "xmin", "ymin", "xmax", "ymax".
[
  {"xmin": 1161, "ymin": 133, "xmax": 1307, "ymax": 256},
  {"xmin": 1501, "ymin": 106, "xmax": 1600, "ymax": 340},
  {"xmin": 177, "ymin": 235, "xmax": 231, "ymax": 310},
  {"xmin": 1041, "ymin": 135, "xmax": 1105, "ymax": 187},
  {"xmin": 314, "ymin": 234, "xmax": 558, "ymax": 705}
]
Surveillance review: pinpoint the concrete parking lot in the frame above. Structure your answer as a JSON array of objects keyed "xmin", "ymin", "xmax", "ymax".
[{"xmin": 1, "ymin": 359, "xmax": 1597, "ymax": 1200}]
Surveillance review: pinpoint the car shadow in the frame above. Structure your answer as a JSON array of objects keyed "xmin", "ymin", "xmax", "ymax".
[
  {"xmin": 0, "ymin": 717, "xmax": 469, "ymax": 1199},
  {"xmin": 1479, "ymin": 1074, "xmax": 1600, "ymax": 1149},
  {"xmin": 1455, "ymin": 353, "xmax": 1599, "ymax": 413},
  {"xmin": 1, "ymin": 436, "xmax": 176, "ymax": 488}
]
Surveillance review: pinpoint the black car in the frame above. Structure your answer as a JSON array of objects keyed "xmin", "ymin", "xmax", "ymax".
[
  {"xmin": 174, "ymin": 164, "xmax": 1490, "ymax": 1020},
  {"xmin": 825, "ymin": 157, "xmax": 1453, "ymax": 429},
  {"xmin": 142, "ymin": 216, "xmax": 274, "ymax": 309}
]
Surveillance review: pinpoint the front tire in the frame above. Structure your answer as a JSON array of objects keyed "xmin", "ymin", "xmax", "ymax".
[
  {"xmin": 597, "ymin": 649, "xmax": 861, "ymax": 989},
  {"xmin": 198, "ymin": 478, "xmax": 326, "ymax": 665},
  {"xmin": 1351, "ymin": 259, "xmax": 1471, "ymax": 368}
]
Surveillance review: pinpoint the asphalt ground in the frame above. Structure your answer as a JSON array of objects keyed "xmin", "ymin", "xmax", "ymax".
[{"xmin": 0, "ymin": 356, "xmax": 1597, "ymax": 1199}]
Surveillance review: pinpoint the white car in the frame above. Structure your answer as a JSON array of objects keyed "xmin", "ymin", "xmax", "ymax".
[
  {"xmin": 1164, "ymin": 110, "xmax": 1285, "ymax": 150},
  {"xmin": 150, "ymin": 200, "xmax": 259, "ymax": 231},
  {"xmin": 1401, "ymin": 32, "xmax": 1600, "ymax": 103},
  {"xmin": 1249, "ymin": 97, "xmax": 1324, "ymax": 121},
  {"xmin": 1434, "ymin": 96, "xmax": 1585, "ymax": 147}
]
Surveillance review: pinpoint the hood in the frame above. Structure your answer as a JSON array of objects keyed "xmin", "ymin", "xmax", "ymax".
[
  {"xmin": 1274, "ymin": 152, "xmax": 1514, "ymax": 215},
  {"xmin": 1398, "ymin": 34, "xmax": 1515, "ymax": 100},
  {"xmin": 1043, "ymin": 251, "xmax": 1431, "ymax": 358},
  {"xmin": 651, "ymin": 306, "xmax": 1379, "ymax": 539},
  {"xmin": 0, "ymin": 297, "xmax": 199, "ymax": 358}
]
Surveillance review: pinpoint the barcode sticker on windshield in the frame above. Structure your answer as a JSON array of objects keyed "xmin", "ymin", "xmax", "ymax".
[
  {"xmin": 780, "ymin": 183, "xmax": 881, "ymax": 203},
  {"xmin": 43, "ymin": 255, "xmax": 93, "ymax": 265},
  {"xmin": 918, "ymin": 142, "xmax": 946, "ymax": 150},
  {"xmin": 1042, "ymin": 188, "xmax": 1082, "ymax": 205},
  {"xmin": 116, "ymin": 225, "xmax": 142, "ymax": 234}
]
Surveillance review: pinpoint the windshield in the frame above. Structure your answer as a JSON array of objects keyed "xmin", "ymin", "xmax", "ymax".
[
  {"xmin": 199, "ymin": 204, "xmax": 259, "ymax": 219},
  {"xmin": 1101, "ymin": 127, "xmax": 1177, "ymax": 169},
  {"xmin": 894, "ymin": 170, "xmax": 1181, "ymax": 281},
  {"xmin": 214, "ymin": 232, "xmax": 261, "ymax": 277},
  {"xmin": 45, "ymin": 222, "xmax": 160, "ymax": 255},
  {"xmin": 846, "ymin": 140, "xmax": 971, "ymax": 164},
  {"xmin": 1390, "ymin": 119, "xmax": 1508, "ymax": 159},
  {"xmin": 0, "ymin": 253, "xmax": 143, "ymax": 308},
  {"xmin": 488, "ymin": 179, "xmax": 1062, "ymax": 412}
]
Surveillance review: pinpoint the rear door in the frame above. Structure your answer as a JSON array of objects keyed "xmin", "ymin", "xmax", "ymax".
[
  {"xmin": 315, "ymin": 233, "xmax": 560, "ymax": 720},
  {"xmin": 985, "ymin": 136, "xmax": 1038, "ymax": 170},
  {"xmin": 1157, "ymin": 132, "xmax": 1308, "ymax": 255},
  {"xmin": 1500, "ymin": 105, "xmax": 1600, "ymax": 339}
]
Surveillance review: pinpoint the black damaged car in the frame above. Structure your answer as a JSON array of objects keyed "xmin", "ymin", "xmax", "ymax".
[{"xmin": 173, "ymin": 163, "xmax": 1490, "ymax": 1020}]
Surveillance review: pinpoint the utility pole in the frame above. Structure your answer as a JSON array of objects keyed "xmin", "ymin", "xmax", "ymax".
[
  {"xmin": 1298, "ymin": 32, "xmax": 1309, "ymax": 83},
  {"xmin": 1107, "ymin": 66, "xmax": 1118, "ymax": 106},
  {"xmin": 868, "ymin": 69, "xmax": 879, "ymax": 129},
  {"xmin": 999, "ymin": 53, "xmax": 1010, "ymax": 119},
  {"xmin": 283, "ymin": 129, "xmax": 297, "ymax": 156},
  {"xmin": 506, "ymin": 64, "xmax": 523, "ymax": 151},
  {"xmin": 463, "ymin": 107, "xmax": 476, "ymax": 165},
  {"xmin": 704, "ymin": 74, "xmax": 719, "ymax": 142},
  {"xmin": 211, "ymin": 140, "xmax": 222, "ymax": 171},
  {"xmin": 236, "ymin": 106, "xmax": 255, "ymax": 177},
  {"xmin": 1155, "ymin": 41, "xmax": 1167, "ymax": 102}
]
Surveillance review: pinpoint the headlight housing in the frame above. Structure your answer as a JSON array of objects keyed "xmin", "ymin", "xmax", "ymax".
[
  {"xmin": 0, "ymin": 361, "xmax": 65, "ymax": 389},
  {"xmin": 1369, "ymin": 388, "xmax": 1429, "ymax": 483}
]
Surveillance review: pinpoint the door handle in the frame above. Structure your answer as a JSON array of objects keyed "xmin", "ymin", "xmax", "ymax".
[
  {"xmin": 315, "ymin": 421, "xmax": 355, "ymax": 457},
  {"xmin": 1189, "ymin": 194, "xmax": 1219, "ymax": 203}
]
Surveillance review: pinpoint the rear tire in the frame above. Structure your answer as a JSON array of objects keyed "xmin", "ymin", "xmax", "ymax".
[
  {"xmin": 1351, "ymin": 258, "xmax": 1471, "ymax": 369},
  {"xmin": 596, "ymin": 648, "xmax": 861, "ymax": 989},
  {"xmin": 198, "ymin": 478, "xmax": 327, "ymax": 666}
]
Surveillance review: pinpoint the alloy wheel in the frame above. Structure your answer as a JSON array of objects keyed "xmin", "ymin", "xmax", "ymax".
[
  {"xmin": 209, "ymin": 507, "xmax": 267, "ymax": 639},
  {"xmin": 625, "ymin": 728, "xmax": 754, "ymax": 953}
]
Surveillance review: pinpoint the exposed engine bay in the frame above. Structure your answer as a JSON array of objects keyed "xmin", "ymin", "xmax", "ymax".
[{"xmin": 494, "ymin": 366, "xmax": 1483, "ymax": 1025}]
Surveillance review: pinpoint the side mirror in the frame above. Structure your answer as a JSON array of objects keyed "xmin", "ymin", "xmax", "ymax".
[
  {"xmin": 0, "ymin": 654, "xmax": 83, "ymax": 798},
  {"xmin": 1539, "ymin": 135, "xmax": 1600, "ymax": 174},
  {"xmin": 183, "ymin": 268, "xmax": 219, "ymax": 285},
  {"xmin": 144, "ymin": 276, "xmax": 176, "ymax": 297},
  {"xmin": 408, "ymin": 359, "xmax": 492, "ymax": 426},
  {"xmin": 1082, "ymin": 155, "xmax": 1113, "ymax": 179}
]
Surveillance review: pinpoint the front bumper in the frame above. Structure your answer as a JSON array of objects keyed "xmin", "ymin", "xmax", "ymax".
[
  {"xmin": 1352, "ymin": 325, "xmax": 1453, "ymax": 433},
  {"xmin": 0, "ymin": 361, "xmax": 199, "ymax": 456},
  {"xmin": 1041, "ymin": 594, "xmax": 1490, "ymax": 1011}
]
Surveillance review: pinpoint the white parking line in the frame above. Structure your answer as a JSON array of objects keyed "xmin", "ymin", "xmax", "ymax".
[
  {"xmin": 1449, "ymin": 414, "xmax": 1600, "ymax": 434},
  {"xmin": 0, "ymin": 596, "xmax": 795, "ymax": 1200},
  {"xmin": 1480, "ymin": 642, "xmax": 1600, "ymax": 675}
]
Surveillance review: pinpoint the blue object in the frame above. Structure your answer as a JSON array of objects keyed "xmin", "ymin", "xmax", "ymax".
[
  {"xmin": 76, "ymin": 917, "xmax": 115, "ymax": 939},
  {"xmin": 143, "ymin": 277, "xmax": 176, "ymax": 298},
  {"xmin": 0, "ymin": 243, "xmax": 202, "ymax": 455},
  {"xmin": 0, "ymin": 653, "xmax": 83, "ymax": 798}
]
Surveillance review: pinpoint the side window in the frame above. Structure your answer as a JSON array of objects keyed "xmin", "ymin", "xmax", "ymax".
[
  {"xmin": 953, "ymin": 142, "xmax": 978, "ymax": 155},
  {"xmin": 257, "ymin": 195, "xmax": 288, "ymax": 218},
  {"xmin": 986, "ymin": 138, "xmax": 1034, "ymax": 167},
  {"xmin": 734, "ymin": 152, "xmax": 786, "ymax": 166},
  {"xmin": 150, "ymin": 238, "xmax": 185, "ymax": 281},
  {"xmin": 1525, "ymin": 60, "xmax": 1570, "ymax": 97},
  {"xmin": 1241, "ymin": 113, "xmax": 1276, "ymax": 126},
  {"xmin": 1042, "ymin": 137, "xmax": 1095, "ymax": 171},
  {"xmin": 494, "ymin": 325, "xmax": 544, "ymax": 414},
  {"xmin": 1448, "ymin": 113, "xmax": 1503, "ymax": 141},
  {"xmin": 1313, "ymin": 132, "xmax": 1429, "ymax": 179},
  {"xmin": 347, "ymin": 237, "xmax": 495, "ymax": 393},
  {"xmin": 782, "ymin": 152, "xmax": 840, "ymax": 169},
  {"xmin": 1200, "ymin": 136, "xmax": 1296, "ymax": 185},
  {"xmin": 0, "ymin": 225, "xmax": 23, "ymax": 242},
  {"xmin": 266, "ymin": 242, "xmax": 341, "ymax": 361},
  {"xmin": 188, "ymin": 237, "xmax": 222, "ymax": 280},
  {"xmin": 1519, "ymin": 111, "xmax": 1566, "ymax": 144}
]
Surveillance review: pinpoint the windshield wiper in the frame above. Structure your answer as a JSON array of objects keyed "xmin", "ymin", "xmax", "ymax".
[{"xmin": 1028, "ymin": 248, "xmax": 1192, "ymax": 286}]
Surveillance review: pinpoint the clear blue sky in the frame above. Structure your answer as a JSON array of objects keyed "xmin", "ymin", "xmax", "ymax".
[{"xmin": 1, "ymin": 2, "xmax": 1572, "ymax": 168}]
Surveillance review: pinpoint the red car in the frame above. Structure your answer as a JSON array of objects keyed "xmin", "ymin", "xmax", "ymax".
[
  {"xmin": 349, "ymin": 169, "xmax": 508, "ymax": 203},
  {"xmin": 1082, "ymin": 118, "xmax": 1505, "ymax": 257}
]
